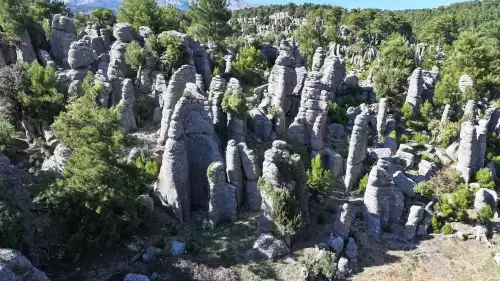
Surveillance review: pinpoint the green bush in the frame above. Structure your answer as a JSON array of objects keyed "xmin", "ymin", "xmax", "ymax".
[
  {"xmin": 477, "ymin": 205, "xmax": 494, "ymax": 224},
  {"xmin": 221, "ymin": 90, "xmax": 247, "ymax": 119},
  {"xmin": 437, "ymin": 200, "xmax": 454, "ymax": 219},
  {"xmin": 474, "ymin": 168, "xmax": 495, "ymax": 190},
  {"xmin": 0, "ymin": 180, "xmax": 24, "ymax": 250},
  {"xmin": 90, "ymin": 8, "xmax": 115, "ymax": 26},
  {"xmin": 286, "ymin": 136, "xmax": 310, "ymax": 170},
  {"xmin": 0, "ymin": 119, "xmax": 14, "ymax": 147},
  {"xmin": 420, "ymin": 100, "xmax": 434, "ymax": 123},
  {"xmin": 299, "ymin": 249, "xmax": 337, "ymax": 279},
  {"xmin": 158, "ymin": 34, "xmax": 190, "ymax": 72},
  {"xmin": 441, "ymin": 223, "xmax": 453, "ymax": 235},
  {"xmin": 257, "ymin": 178, "xmax": 303, "ymax": 235},
  {"xmin": 358, "ymin": 173, "xmax": 369, "ymax": 194},
  {"xmin": 440, "ymin": 122, "xmax": 460, "ymax": 148},
  {"xmin": 402, "ymin": 102, "xmax": 414, "ymax": 124},
  {"xmin": 421, "ymin": 152, "xmax": 431, "ymax": 161},
  {"xmin": 452, "ymin": 186, "xmax": 471, "ymax": 210},
  {"xmin": 431, "ymin": 216, "xmax": 442, "ymax": 234},
  {"xmin": 456, "ymin": 209, "xmax": 469, "ymax": 223},
  {"xmin": 307, "ymin": 155, "xmax": 333, "ymax": 195},
  {"xmin": 233, "ymin": 44, "xmax": 267, "ymax": 86},
  {"xmin": 213, "ymin": 67, "xmax": 221, "ymax": 76},
  {"xmin": 267, "ymin": 105, "xmax": 279, "ymax": 118},
  {"xmin": 36, "ymin": 74, "xmax": 149, "ymax": 251},
  {"xmin": 412, "ymin": 132, "xmax": 430, "ymax": 146},
  {"xmin": 328, "ymin": 101, "xmax": 348, "ymax": 125},
  {"xmin": 125, "ymin": 41, "xmax": 143, "ymax": 71},
  {"xmin": 414, "ymin": 181, "xmax": 435, "ymax": 198}
]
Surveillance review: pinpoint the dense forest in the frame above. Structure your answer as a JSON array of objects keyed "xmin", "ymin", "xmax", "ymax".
[{"xmin": 0, "ymin": 0, "xmax": 499, "ymax": 281}]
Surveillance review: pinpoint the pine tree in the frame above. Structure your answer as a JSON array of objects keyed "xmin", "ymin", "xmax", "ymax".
[
  {"xmin": 187, "ymin": 0, "xmax": 232, "ymax": 43},
  {"xmin": 307, "ymin": 155, "xmax": 334, "ymax": 195}
]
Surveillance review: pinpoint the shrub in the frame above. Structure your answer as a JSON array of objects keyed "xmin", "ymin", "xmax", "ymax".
[
  {"xmin": 328, "ymin": 101, "xmax": 348, "ymax": 125},
  {"xmin": 456, "ymin": 209, "xmax": 469, "ymax": 223},
  {"xmin": 437, "ymin": 200, "xmax": 454, "ymax": 219},
  {"xmin": 441, "ymin": 122, "xmax": 460, "ymax": 147},
  {"xmin": 158, "ymin": 34, "xmax": 190, "ymax": 72},
  {"xmin": 285, "ymin": 136, "xmax": 310, "ymax": 170},
  {"xmin": 307, "ymin": 155, "xmax": 333, "ymax": 195},
  {"xmin": 257, "ymin": 178, "xmax": 303, "ymax": 235},
  {"xmin": 299, "ymin": 249, "xmax": 337, "ymax": 279},
  {"xmin": 420, "ymin": 100, "xmax": 433, "ymax": 123},
  {"xmin": 477, "ymin": 205, "xmax": 494, "ymax": 224},
  {"xmin": 441, "ymin": 223, "xmax": 453, "ymax": 235},
  {"xmin": 358, "ymin": 173, "xmax": 369, "ymax": 194},
  {"xmin": 431, "ymin": 216, "xmax": 442, "ymax": 234},
  {"xmin": 452, "ymin": 185, "xmax": 471, "ymax": 210},
  {"xmin": 233, "ymin": 44, "xmax": 267, "ymax": 86},
  {"xmin": 0, "ymin": 119, "xmax": 14, "ymax": 147},
  {"xmin": 402, "ymin": 102, "xmax": 413, "ymax": 124},
  {"xmin": 125, "ymin": 41, "xmax": 143, "ymax": 71},
  {"xmin": 398, "ymin": 134, "xmax": 409, "ymax": 144},
  {"xmin": 213, "ymin": 67, "xmax": 221, "ymax": 76},
  {"xmin": 414, "ymin": 181, "xmax": 435, "ymax": 198},
  {"xmin": 412, "ymin": 132, "xmax": 430, "ymax": 146},
  {"xmin": 221, "ymin": 90, "xmax": 247, "ymax": 119},
  {"xmin": 0, "ymin": 180, "xmax": 24, "ymax": 250},
  {"xmin": 267, "ymin": 105, "xmax": 279, "ymax": 118},
  {"xmin": 90, "ymin": 8, "xmax": 115, "ymax": 26},
  {"xmin": 474, "ymin": 168, "xmax": 495, "ymax": 189},
  {"xmin": 421, "ymin": 152, "xmax": 431, "ymax": 161}
]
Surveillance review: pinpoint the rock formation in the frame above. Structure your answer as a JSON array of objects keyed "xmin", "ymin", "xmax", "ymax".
[
  {"xmin": 50, "ymin": 14, "xmax": 77, "ymax": 67},
  {"xmin": 157, "ymin": 65, "xmax": 197, "ymax": 145},
  {"xmin": 456, "ymin": 121, "xmax": 478, "ymax": 183},
  {"xmin": 311, "ymin": 47, "xmax": 325, "ymax": 72},
  {"xmin": 458, "ymin": 75, "xmax": 474, "ymax": 93},
  {"xmin": 345, "ymin": 110, "xmax": 369, "ymax": 192},
  {"xmin": 363, "ymin": 159, "xmax": 393, "ymax": 239},
  {"xmin": 405, "ymin": 205, "xmax": 424, "ymax": 240},
  {"xmin": 118, "ymin": 79, "xmax": 137, "ymax": 132},
  {"xmin": 16, "ymin": 30, "xmax": 37, "ymax": 64},
  {"xmin": 405, "ymin": 68, "xmax": 424, "ymax": 115},
  {"xmin": 332, "ymin": 203, "xmax": 353, "ymax": 239},
  {"xmin": 208, "ymin": 76, "xmax": 228, "ymax": 141},
  {"xmin": 155, "ymin": 83, "xmax": 222, "ymax": 223},
  {"xmin": 0, "ymin": 249, "xmax": 49, "ymax": 281},
  {"xmin": 320, "ymin": 44, "xmax": 346, "ymax": 98},
  {"xmin": 207, "ymin": 161, "xmax": 237, "ymax": 227},
  {"xmin": 288, "ymin": 71, "xmax": 329, "ymax": 151},
  {"xmin": 476, "ymin": 119, "xmax": 488, "ymax": 169},
  {"xmin": 376, "ymin": 98, "xmax": 388, "ymax": 141}
]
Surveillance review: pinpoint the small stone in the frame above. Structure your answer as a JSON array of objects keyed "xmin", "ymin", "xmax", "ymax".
[
  {"xmin": 124, "ymin": 273, "xmax": 150, "ymax": 281},
  {"xmin": 494, "ymin": 253, "xmax": 500, "ymax": 265},
  {"xmin": 456, "ymin": 232, "xmax": 467, "ymax": 241},
  {"xmin": 169, "ymin": 240, "xmax": 185, "ymax": 256}
]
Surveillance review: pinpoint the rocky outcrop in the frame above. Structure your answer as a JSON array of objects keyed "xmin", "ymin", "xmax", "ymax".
[
  {"xmin": 476, "ymin": 119, "xmax": 488, "ymax": 169},
  {"xmin": 405, "ymin": 205, "xmax": 424, "ymax": 240},
  {"xmin": 456, "ymin": 121, "xmax": 478, "ymax": 183},
  {"xmin": 267, "ymin": 51, "xmax": 297, "ymax": 136},
  {"xmin": 155, "ymin": 83, "xmax": 222, "ymax": 223},
  {"xmin": 405, "ymin": 68, "xmax": 424, "ymax": 116},
  {"xmin": 288, "ymin": 71, "xmax": 329, "ymax": 151},
  {"xmin": 311, "ymin": 47, "xmax": 325, "ymax": 72},
  {"xmin": 238, "ymin": 142, "xmax": 261, "ymax": 211},
  {"xmin": 474, "ymin": 188, "xmax": 498, "ymax": 215},
  {"xmin": 363, "ymin": 159, "xmax": 393, "ymax": 239},
  {"xmin": 332, "ymin": 203, "xmax": 353, "ymax": 239},
  {"xmin": 458, "ymin": 75, "xmax": 474, "ymax": 93},
  {"xmin": 157, "ymin": 65, "xmax": 197, "ymax": 145},
  {"xmin": 247, "ymin": 234, "xmax": 290, "ymax": 260},
  {"xmin": 464, "ymin": 99, "xmax": 476, "ymax": 119},
  {"xmin": 208, "ymin": 76, "xmax": 227, "ymax": 140},
  {"xmin": 320, "ymin": 45, "xmax": 345, "ymax": 98},
  {"xmin": 0, "ymin": 249, "xmax": 49, "ymax": 281},
  {"xmin": 50, "ymin": 14, "xmax": 77, "ymax": 67},
  {"xmin": 226, "ymin": 140, "xmax": 243, "ymax": 206},
  {"xmin": 16, "ymin": 30, "xmax": 37, "ymax": 64},
  {"xmin": 376, "ymin": 98, "xmax": 388, "ymax": 140},
  {"xmin": 113, "ymin": 23, "xmax": 139, "ymax": 43},
  {"xmin": 345, "ymin": 110, "xmax": 369, "ymax": 192},
  {"xmin": 41, "ymin": 143, "xmax": 71, "ymax": 174},
  {"xmin": 207, "ymin": 161, "xmax": 237, "ymax": 228},
  {"xmin": 118, "ymin": 79, "xmax": 137, "ymax": 132}
]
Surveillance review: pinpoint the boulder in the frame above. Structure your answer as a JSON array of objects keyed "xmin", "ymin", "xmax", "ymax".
[
  {"xmin": 207, "ymin": 162, "xmax": 237, "ymax": 227},
  {"xmin": 247, "ymin": 234, "xmax": 290, "ymax": 260}
]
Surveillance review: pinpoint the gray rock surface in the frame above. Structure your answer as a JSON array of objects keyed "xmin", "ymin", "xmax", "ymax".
[
  {"xmin": 332, "ymin": 203, "xmax": 353, "ymax": 238},
  {"xmin": 248, "ymin": 234, "xmax": 290, "ymax": 260},
  {"xmin": 113, "ymin": 23, "xmax": 138, "ymax": 43},
  {"xmin": 405, "ymin": 68, "xmax": 424, "ymax": 115},
  {"xmin": 345, "ymin": 110, "xmax": 369, "ymax": 192},
  {"xmin": 392, "ymin": 171, "xmax": 416, "ymax": 197},
  {"xmin": 157, "ymin": 65, "xmax": 197, "ymax": 145},
  {"xmin": 405, "ymin": 205, "xmax": 424, "ymax": 240},
  {"xmin": 311, "ymin": 47, "xmax": 325, "ymax": 72},
  {"xmin": 476, "ymin": 119, "xmax": 488, "ymax": 170},
  {"xmin": 363, "ymin": 159, "xmax": 393, "ymax": 239},
  {"xmin": 16, "ymin": 30, "xmax": 37, "ymax": 64},
  {"xmin": 474, "ymin": 188, "xmax": 498, "ymax": 215},
  {"xmin": 50, "ymin": 14, "xmax": 77, "ymax": 67},
  {"xmin": 124, "ymin": 274, "xmax": 151, "ymax": 281},
  {"xmin": 208, "ymin": 161, "xmax": 237, "ymax": 227},
  {"xmin": 456, "ymin": 121, "xmax": 478, "ymax": 183},
  {"xmin": 118, "ymin": 79, "xmax": 137, "ymax": 132},
  {"xmin": 225, "ymin": 140, "xmax": 243, "ymax": 206},
  {"xmin": 376, "ymin": 98, "xmax": 388, "ymax": 140},
  {"xmin": 68, "ymin": 39, "xmax": 96, "ymax": 69},
  {"xmin": 0, "ymin": 249, "xmax": 49, "ymax": 281},
  {"xmin": 458, "ymin": 75, "xmax": 474, "ymax": 93}
]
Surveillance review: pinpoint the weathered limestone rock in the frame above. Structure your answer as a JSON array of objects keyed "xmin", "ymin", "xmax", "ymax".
[
  {"xmin": 405, "ymin": 68, "xmax": 424, "ymax": 115},
  {"xmin": 157, "ymin": 65, "xmax": 197, "ymax": 145},
  {"xmin": 0, "ymin": 49, "xmax": 6, "ymax": 68},
  {"xmin": 225, "ymin": 79, "xmax": 246, "ymax": 143},
  {"xmin": 345, "ymin": 110, "xmax": 369, "ymax": 192},
  {"xmin": 50, "ymin": 14, "xmax": 77, "ymax": 67},
  {"xmin": 113, "ymin": 23, "xmax": 139, "ymax": 43},
  {"xmin": 267, "ymin": 51, "xmax": 297, "ymax": 136},
  {"xmin": 474, "ymin": 188, "xmax": 498, "ymax": 215},
  {"xmin": 247, "ymin": 234, "xmax": 290, "ymax": 260},
  {"xmin": 238, "ymin": 142, "xmax": 261, "ymax": 211},
  {"xmin": 207, "ymin": 161, "xmax": 237, "ymax": 227},
  {"xmin": 38, "ymin": 49, "xmax": 56, "ymax": 68},
  {"xmin": 446, "ymin": 141, "xmax": 460, "ymax": 162},
  {"xmin": 95, "ymin": 70, "xmax": 113, "ymax": 107},
  {"xmin": 16, "ymin": 30, "xmax": 37, "ymax": 64},
  {"xmin": 458, "ymin": 75, "xmax": 474, "ymax": 93},
  {"xmin": 392, "ymin": 171, "xmax": 416, "ymax": 197},
  {"xmin": 41, "ymin": 143, "xmax": 71, "ymax": 174},
  {"xmin": 68, "ymin": 39, "xmax": 96, "ymax": 69},
  {"xmin": 226, "ymin": 140, "xmax": 243, "ymax": 206},
  {"xmin": 208, "ymin": 76, "xmax": 227, "ymax": 140},
  {"xmin": 288, "ymin": 71, "xmax": 329, "ymax": 151},
  {"xmin": 118, "ymin": 79, "xmax": 137, "ymax": 132},
  {"xmin": 332, "ymin": 203, "xmax": 353, "ymax": 238},
  {"xmin": 394, "ymin": 146, "xmax": 415, "ymax": 169},
  {"xmin": 0, "ymin": 249, "xmax": 49, "ymax": 281},
  {"xmin": 456, "ymin": 121, "xmax": 478, "ymax": 183},
  {"xmin": 320, "ymin": 47, "xmax": 345, "ymax": 97},
  {"xmin": 311, "ymin": 47, "xmax": 325, "ymax": 72},
  {"xmin": 363, "ymin": 159, "xmax": 393, "ymax": 239},
  {"xmin": 464, "ymin": 99, "xmax": 476, "ymax": 119},
  {"xmin": 369, "ymin": 148, "xmax": 392, "ymax": 160},
  {"xmin": 476, "ymin": 119, "xmax": 488, "ymax": 169},
  {"xmin": 389, "ymin": 187, "xmax": 405, "ymax": 223},
  {"xmin": 155, "ymin": 83, "xmax": 222, "ymax": 223},
  {"xmin": 440, "ymin": 104, "xmax": 451, "ymax": 124},
  {"xmin": 405, "ymin": 205, "xmax": 424, "ymax": 240},
  {"xmin": 107, "ymin": 40, "xmax": 128, "ymax": 105},
  {"xmin": 248, "ymin": 108, "xmax": 273, "ymax": 141},
  {"xmin": 377, "ymin": 98, "xmax": 388, "ymax": 140}
]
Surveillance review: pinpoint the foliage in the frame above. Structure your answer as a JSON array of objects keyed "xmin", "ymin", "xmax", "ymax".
[
  {"xmin": 90, "ymin": 8, "xmax": 115, "ymax": 27},
  {"xmin": 307, "ymin": 155, "xmax": 333, "ymax": 195},
  {"xmin": 420, "ymin": 101, "xmax": 434, "ymax": 124},
  {"xmin": 374, "ymin": 34, "xmax": 415, "ymax": 112},
  {"xmin": 431, "ymin": 216, "xmax": 442, "ymax": 234},
  {"xmin": 135, "ymin": 156, "xmax": 160, "ymax": 184},
  {"xmin": 233, "ymin": 44, "xmax": 267, "ymax": 86},
  {"xmin": 18, "ymin": 61, "xmax": 64, "ymax": 124},
  {"xmin": 117, "ymin": 0, "xmax": 164, "ymax": 33},
  {"xmin": 37, "ymin": 74, "xmax": 148, "ymax": 250},
  {"xmin": 267, "ymin": 105, "xmax": 279, "ymax": 118},
  {"xmin": 0, "ymin": 119, "xmax": 14, "ymax": 146},
  {"xmin": 213, "ymin": 67, "xmax": 221, "ymax": 76},
  {"xmin": 0, "ymin": 180, "xmax": 24, "ymax": 249},
  {"xmin": 441, "ymin": 223, "xmax": 453, "ymax": 235},
  {"xmin": 421, "ymin": 152, "xmax": 431, "ymax": 162},
  {"xmin": 358, "ymin": 173, "xmax": 368, "ymax": 194},
  {"xmin": 125, "ymin": 41, "xmax": 143, "ymax": 72},
  {"xmin": 452, "ymin": 186, "xmax": 471, "ymax": 210},
  {"xmin": 414, "ymin": 181, "xmax": 435, "ymax": 198},
  {"xmin": 257, "ymin": 178, "xmax": 303, "ymax": 235},
  {"xmin": 299, "ymin": 249, "xmax": 337, "ymax": 279},
  {"xmin": 221, "ymin": 90, "xmax": 247, "ymax": 119},
  {"xmin": 328, "ymin": 101, "xmax": 348, "ymax": 125},
  {"xmin": 158, "ymin": 34, "xmax": 190, "ymax": 72},
  {"xmin": 402, "ymin": 103, "xmax": 413, "ymax": 125},
  {"xmin": 0, "ymin": 0, "xmax": 29, "ymax": 40},
  {"xmin": 474, "ymin": 168, "xmax": 495, "ymax": 190},
  {"xmin": 0, "ymin": 64, "xmax": 24, "ymax": 121},
  {"xmin": 188, "ymin": 0, "xmax": 232, "ymax": 43},
  {"xmin": 412, "ymin": 132, "xmax": 430, "ymax": 146},
  {"xmin": 286, "ymin": 136, "xmax": 310, "ymax": 170},
  {"xmin": 477, "ymin": 205, "xmax": 494, "ymax": 224},
  {"xmin": 440, "ymin": 121, "xmax": 460, "ymax": 148}
]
